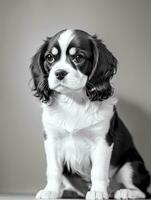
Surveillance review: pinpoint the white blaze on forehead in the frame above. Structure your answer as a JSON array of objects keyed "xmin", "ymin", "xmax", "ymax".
[
  {"xmin": 51, "ymin": 47, "xmax": 58, "ymax": 55},
  {"xmin": 58, "ymin": 30, "xmax": 74, "ymax": 58},
  {"xmin": 69, "ymin": 47, "xmax": 76, "ymax": 55}
]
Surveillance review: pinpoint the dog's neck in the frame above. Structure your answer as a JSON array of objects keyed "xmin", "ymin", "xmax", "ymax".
[{"xmin": 56, "ymin": 88, "xmax": 89, "ymax": 105}]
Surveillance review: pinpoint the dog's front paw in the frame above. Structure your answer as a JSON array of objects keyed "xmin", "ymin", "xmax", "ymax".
[
  {"xmin": 86, "ymin": 190, "xmax": 108, "ymax": 200},
  {"xmin": 35, "ymin": 189, "xmax": 61, "ymax": 199}
]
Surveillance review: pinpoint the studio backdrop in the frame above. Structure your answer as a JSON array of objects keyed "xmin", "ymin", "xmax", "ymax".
[{"xmin": 0, "ymin": 0, "xmax": 151, "ymax": 194}]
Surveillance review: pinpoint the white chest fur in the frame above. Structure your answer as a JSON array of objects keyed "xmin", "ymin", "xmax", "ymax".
[
  {"xmin": 42, "ymin": 93, "xmax": 117, "ymax": 132},
  {"xmin": 41, "ymin": 92, "xmax": 117, "ymax": 177}
]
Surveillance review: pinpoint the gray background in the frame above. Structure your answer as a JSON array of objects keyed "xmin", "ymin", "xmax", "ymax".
[{"xmin": 0, "ymin": 0, "xmax": 151, "ymax": 195}]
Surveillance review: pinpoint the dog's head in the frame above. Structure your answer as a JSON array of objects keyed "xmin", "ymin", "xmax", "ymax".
[{"xmin": 30, "ymin": 29, "xmax": 117, "ymax": 102}]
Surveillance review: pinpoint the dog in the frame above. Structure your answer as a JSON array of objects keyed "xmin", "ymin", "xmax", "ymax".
[{"xmin": 30, "ymin": 29, "xmax": 150, "ymax": 199}]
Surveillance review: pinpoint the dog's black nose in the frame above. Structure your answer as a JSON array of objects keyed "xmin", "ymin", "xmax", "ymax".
[{"xmin": 55, "ymin": 69, "xmax": 68, "ymax": 80}]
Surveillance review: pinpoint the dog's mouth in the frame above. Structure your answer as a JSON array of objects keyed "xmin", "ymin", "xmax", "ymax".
[
  {"xmin": 49, "ymin": 81, "xmax": 65, "ymax": 90},
  {"xmin": 55, "ymin": 84, "xmax": 67, "ymax": 90},
  {"xmin": 53, "ymin": 82, "xmax": 67, "ymax": 88},
  {"xmin": 52, "ymin": 83, "xmax": 84, "ymax": 93}
]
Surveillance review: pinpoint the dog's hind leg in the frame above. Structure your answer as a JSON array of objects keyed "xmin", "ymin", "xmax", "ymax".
[{"xmin": 114, "ymin": 161, "xmax": 150, "ymax": 199}]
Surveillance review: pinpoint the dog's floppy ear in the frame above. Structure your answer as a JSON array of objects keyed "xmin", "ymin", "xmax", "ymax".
[
  {"xmin": 30, "ymin": 38, "xmax": 53, "ymax": 103},
  {"xmin": 86, "ymin": 35, "xmax": 117, "ymax": 101}
]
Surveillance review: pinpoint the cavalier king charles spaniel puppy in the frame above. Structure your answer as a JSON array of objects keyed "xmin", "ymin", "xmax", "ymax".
[{"xmin": 30, "ymin": 29, "xmax": 150, "ymax": 199}]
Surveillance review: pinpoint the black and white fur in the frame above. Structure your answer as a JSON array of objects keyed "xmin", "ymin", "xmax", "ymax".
[{"xmin": 30, "ymin": 29, "xmax": 150, "ymax": 199}]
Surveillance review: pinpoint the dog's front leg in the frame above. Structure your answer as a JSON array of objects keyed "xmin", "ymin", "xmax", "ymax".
[
  {"xmin": 86, "ymin": 139, "xmax": 113, "ymax": 200},
  {"xmin": 36, "ymin": 137, "xmax": 63, "ymax": 199}
]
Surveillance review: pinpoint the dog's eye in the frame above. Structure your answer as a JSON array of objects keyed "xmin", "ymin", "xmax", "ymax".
[
  {"xmin": 46, "ymin": 54, "xmax": 55, "ymax": 64},
  {"xmin": 73, "ymin": 55, "xmax": 85, "ymax": 64}
]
